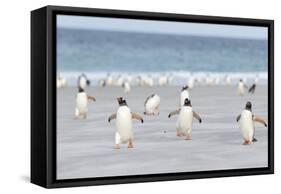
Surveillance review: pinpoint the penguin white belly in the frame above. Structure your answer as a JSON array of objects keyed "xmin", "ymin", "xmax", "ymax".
[
  {"xmin": 145, "ymin": 95, "xmax": 160, "ymax": 115},
  {"xmin": 76, "ymin": 93, "xmax": 88, "ymax": 114},
  {"xmin": 238, "ymin": 110, "xmax": 254, "ymax": 141},
  {"xmin": 180, "ymin": 91, "xmax": 190, "ymax": 106},
  {"xmin": 177, "ymin": 107, "xmax": 193, "ymax": 135},
  {"xmin": 79, "ymin": 77, "xmax": 87, "ymax": 89},
  {"xmin": 116, "ymin": 106, "xmax": 133, "ymax": 143},
  {"xmin": 238, "ymin": 83, "xmax": 244, "ymax": 95}
]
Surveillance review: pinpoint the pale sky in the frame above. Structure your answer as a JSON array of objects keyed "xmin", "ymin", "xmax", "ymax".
[{"xmin": 57, "ymin": 15, "xmax": 267, "ymax": 40}]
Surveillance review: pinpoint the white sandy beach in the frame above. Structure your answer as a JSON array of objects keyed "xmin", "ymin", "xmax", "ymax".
[{"xmin": 57, "ymin": 85, "xmax": 268, "ymax": 180}]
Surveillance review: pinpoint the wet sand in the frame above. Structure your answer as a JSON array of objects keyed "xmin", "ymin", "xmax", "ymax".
[{"xmin": 57, "ymin": 85, "xmax": 268, "ymax": 179}]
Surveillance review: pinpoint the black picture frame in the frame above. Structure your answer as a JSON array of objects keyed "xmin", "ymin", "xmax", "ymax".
[{"xmin": 31, "ymin": 5, "xmax": 274, "ymax": 188}]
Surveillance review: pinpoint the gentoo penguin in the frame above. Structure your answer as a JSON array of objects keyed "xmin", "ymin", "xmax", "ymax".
[
  {"xmin": 106, "ymin": 74, "xmax": 113, "ymax": 86},
  {"xmin": 180, "ymin": 85, "xmax": 190, "ymax": 107},
  {"xmin": 225, "ymin": 75, "xmax": 232, "ymax": 86},
  {"xmin": 144, "ymin": 94, "xmax": 161, "ymax": 116},
  {"xmin": 167, "ymin": 73, "xmax": 173, "ymax": 85},
  {"xmin": 254, "ymin": 75, "xmax": 259, "ymax": 84},
  {"xmin": 98, "ymin": 79, "xmax": 106, "ymax": 87},
  {"xmin": 188, "ymin": 77, "xmax": 195, "ymax": 89},
  {"xmin": 237, "ymin": 79, "xmax": 248, "ymax": 96},
  {"xmin": 108, "ymin": 97, "xmax": 144, "ymax": 149},
  {"xmin": 236, "ymin": 101, "xmax": 267, "ymax": 145},
  {"xmin": 145, "ymin": 75, "xmax": 154, "ymax": 87},
  {"xmin": 158, "ymin": 74, "xmax": 168, "ymax": 86},
  {"xmin": 168, "ymin": 98, "xmax": 202, "ymax": 140},
  {"xmin": 122, "ymin": 81, "xmax": 131, "ymax": 93},
  {"xmin": 248, "ymin": 83, "xmax": 256, "ymax": 94},
  {"xmin": 74, "ymin": 87, "xmax": 96, "ymax": 119},
  {"xmin": 116, "ymin": 75, "xmax": 124, "ymax": 87},
  {"xmin": 57, "ymin": 75, "xmax": 67, "ymax": 88},
  {"xmin": 78, "ymin": 73, "xmax": 90, "ymax": 90}
]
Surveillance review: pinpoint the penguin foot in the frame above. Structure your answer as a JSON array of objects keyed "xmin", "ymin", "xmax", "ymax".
[
  {"xmin": 115, "ymin": 144, "xmax": 121, "ymax": 149},
  {"xmin": 176, "ymin": 131, "xmax": 182, "ymax": 137},
  {"xmin": 185, "ymin": 136, "xmax": 192, "ymax": 140},
  {"xmin": 128, "ymin": 144, "xmax": 134, "ymax": 149},
  {"xmin": 243, "ymin": 141, "xmax": 252, "ymax": 145}
]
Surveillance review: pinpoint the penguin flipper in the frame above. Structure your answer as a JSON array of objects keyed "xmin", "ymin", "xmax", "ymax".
[
  {"xmin": 168, "ymin": 109, "xmax": 180, "ymax": 118},
  {"xmin": 108, "ymin": 113, "xmax": 117, "ymax": 123},
  {"xmin": 236, "ymin": 114, "xmax": 241, "ymax": 122},
  {"xmin": 193, "ymin": 111, "xmax": 202, "ymax": 123},
  {"xmin": 87, "ymin": 95, "xmax": 96, "ymax": 101},
  {"xmin": 253, "ymin": 116, "xmax": 267, "ymax": 127},
  {"xmin": 131, "ymin": 112, "xmax": 144, "ymax": 123}
]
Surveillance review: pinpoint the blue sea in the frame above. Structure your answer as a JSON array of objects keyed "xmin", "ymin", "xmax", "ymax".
[{"xmin": 57, "ymin": 28, "xmax": 268, "ymax": 85}]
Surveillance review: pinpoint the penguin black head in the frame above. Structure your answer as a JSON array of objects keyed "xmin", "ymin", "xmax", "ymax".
[
  {"xmin": 78, "ymin": 86, "xmax": 84, "ymax": 93},
  {"xmin": 245, "ymin": 101, "xmax": 252, "ymax": 111},
  {"xmin": 117, "ymin": 97, "xmax": 127, "ymax": 106},
  {"xmin": 183, "ymin": 98, "xmax": 191, "ymax": 106},
  {"xmin": 182, "ymin": 85, "xmax": 189, "ymax": 91},
  {"xmin": 239, "ymin": 79, "xmax": 243, "ymax": 82}
]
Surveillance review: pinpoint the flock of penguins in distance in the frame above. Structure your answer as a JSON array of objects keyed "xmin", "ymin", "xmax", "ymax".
[{"xmin": 57, "ymin": 73, "xmax": 267, "ymax": 149}]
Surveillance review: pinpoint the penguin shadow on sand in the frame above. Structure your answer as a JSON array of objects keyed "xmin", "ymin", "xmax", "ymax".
[
  {"xmin": 74, "ymin": 86, "xmax": 96, "ymax": 120},
  {"xmin": 108, "ymin": 97, "xmax": 144, "ymax": 149},
  {"xmin": 236, "ymin": 101, "xmax": 267, "ymax": 145},
  {"xmin": 168, "ymin": 98, "xmax": 202, "ymax": 141}
]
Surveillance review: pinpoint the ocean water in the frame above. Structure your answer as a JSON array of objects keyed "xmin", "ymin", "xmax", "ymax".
[{"xmin": 57, "ymin": 28, "xmax": 268, "ymax": 85}]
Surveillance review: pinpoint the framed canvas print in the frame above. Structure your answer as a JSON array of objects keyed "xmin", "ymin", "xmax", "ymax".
[{"xmin": 31, "ymin": 5, "xmax": 274, "ymax": 188}]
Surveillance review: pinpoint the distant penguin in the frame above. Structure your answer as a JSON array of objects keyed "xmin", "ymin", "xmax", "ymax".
[
  {"xmin": 144, "ymin": 94, "xmax": 161, "ymax": 116},
  {"xmin": 167, "ymin": 73, "xmax": 173, "ymax": 85},
  {"xmin": 98, "ymin": 79, "xmax": 106, "ymax": 87},
  {"xmin": 74, "ymin": 87, "xmax": 96, "ymax": 119},
  {"xmin": 158, "ymin": 74, "xmax": 168, "ymax": 86},
  {"xmin": 78, "ymin": 73, "xmax": 90, "ymax": 90},
  {"xmin": 236, "ymin": 101, "xmax": 267, "ymax": 145},
  {"xmin": 57, "ymin": 75, "xmax": 67, "ymax": 88},
  {"xmin": 215, "ymin": 77, "xmax": 220, "ymax": 85},
  {"xmin": 168, "ymin": 98, "xmax": 202, "ymax": 140},
  {"xmin": 146, "ymin": 75, "xmax": 154, "ymax": 87},
  {"xmin": 248, "ymin": 84, "xmax": 256, "ymax": 94},
  {"xmin": 122, "ymin": 81, "xmax": 131, "ymax": 93},
  {"xmin": 225, "ymin": 75, "xmax": 232, "ymax": 86},
  {"xmin": 106, "ymin": 74, "xmax": 113, "ymax": 86},
  {"xmin": 206, "ymin": 75, "xmax": 215, "ymax": 86},
  {"xmin": 116, "ymin": 75, "xmax": 124, "ymax": 87},
  {"xmin": 108, "ymin": 97, "xmax": 144, "ymax": 149},
  {"xmin": 180, "ymin": 85, "xmax": 190, "ymax": 107},
  {"xmin": 188, "ymin": 77, "xmax": 195, "ymax": 89},
  {"xmin": 237, "ymin": 79, "xmax": 247, "ymax": 96},
  {"xmin": 254, "ymin": 75, "xmax": 259, "ymax": 84}
]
